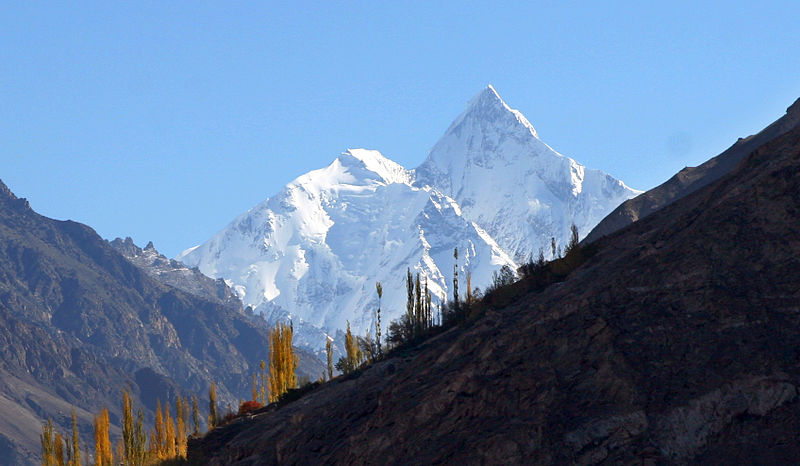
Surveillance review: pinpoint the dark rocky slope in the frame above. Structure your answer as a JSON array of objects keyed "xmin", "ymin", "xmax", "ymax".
[
  {"xmin": 0, "ymin": 181, "xmax": 322, "ymax": 464},
  {"xmin": 189, "ymin": 104, "xmax": 800, "ymax": 464},
  {"xmin": 585, "ymin": 97, "xmax": 800, "ymax": 243},
  {"xmin": 109, "ymin": 237, "xmax": 244, "ymax": 314}
]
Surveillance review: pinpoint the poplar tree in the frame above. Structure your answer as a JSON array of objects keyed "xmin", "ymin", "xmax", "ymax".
[
  {"xmin": 375, "ymin": 281, "xmax": 383, "ymax": 357},
  {"xmin": 453, "ymin": 247, "xmax": 460, "ymax": 316},
  {"xmin": 154, "ymin": 400, "xmax": 165, "ymax": 458},
  {"xmin": 326, "ymin": 337, "xmax": 333, "ymax": 380},
  {"xmin": 164, "ymin": 404, "xmax": 176, "ymax": 458},
  {"xmin": 415, "ymin": 273, "xmax": 422, "ymax": 334},
  {"xmin": 208, "ymin": 382, "xmax": 218, "ymax": 429},
  {"xmin": 191, "ymin": 395, "xmax": 200, "ymax": 435},
  {"xmin": 259, "ymin": 360, "xmax": 267, "ymax": 404},
  {"xmin": 133, "ymin": 408, "xmax": 146, "ymax": 466},
  {"xmin": 54, "ymin": 433, "xmax": 65, "ymax": 466},
  {"xmin": 41, "ymin": 418, "xmax": 56, "ymax": 466},
  {"xmin": 94, "ymin": 407, "xmax": 113, "ymax": 466},
  {"xmin": 336, "ymin": 321, "xmax": 360, "ymax": 374},
  {"xmin": 252, "ymin": 374, "xmax": 258, "ymax": 402},
  {"xmin": 268, "ymin": 322, "xmax": 298, "ymax": 402},
  {"xmin": 466, "ymin": 271, "xmax": 473, "ymax": 308},
  {"xmin": 122, "ymin": 389, "xmax": 135, "ymax": 463},
  {"xmin": 69, "ymin": 408, "xmax": 80, "ymax": 466},
  {"xmin": 424, "ymin": 278, "xmax": 432, "ymax": 329},
  {"xmin": 406, "ymin": 268, "xmax": 414, "ymax": 330},
  {"xmin": 176, "ymin": 397, "xmax": 187, "ymax": 457}
]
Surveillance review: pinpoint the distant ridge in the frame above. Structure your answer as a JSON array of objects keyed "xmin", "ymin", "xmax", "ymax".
[{"xmin": 585, "ymin": 97, "xmax": 800, "ymax": 243}]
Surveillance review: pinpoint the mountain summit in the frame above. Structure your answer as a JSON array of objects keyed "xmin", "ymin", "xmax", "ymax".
[
  {"xmin": 179, "ymin": 86, "xmax": 639, "ymax": 350},
  {"xmin": 415, "ymin": 85, "xmax": 640, "ymax": 258}
]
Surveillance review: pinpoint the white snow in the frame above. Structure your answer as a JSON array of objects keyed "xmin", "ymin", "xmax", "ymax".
[{"xmin": 178, "ymin": 85, "xmax": 640, "ymax": 352}]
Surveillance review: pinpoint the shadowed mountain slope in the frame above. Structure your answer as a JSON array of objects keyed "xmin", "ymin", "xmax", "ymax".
[
  {"xmin": 585, "ymin": 97, "xmax": 800, "ymax": 243},
  {"xmin": 0, "ymin": 181, "xmax": 322, "ymax": 464},
  {"xmin": 189, "ymin": 102, "xmax": 800, "ymax": 464}
]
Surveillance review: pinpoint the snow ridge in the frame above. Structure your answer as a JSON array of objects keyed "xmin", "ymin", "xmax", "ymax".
[{"xmin": 179, "ymin": 85, "xmax": 640, "ymax": 352}]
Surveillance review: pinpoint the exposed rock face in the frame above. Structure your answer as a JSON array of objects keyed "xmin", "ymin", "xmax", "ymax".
[
  {"xmin": 109, "ymin": 236, "xmax": 244, "ymax": 313},
  {"xmin": 585, "ymin": 96, "xmax": 800, "ymax": 243},
  {"xmin": 0, "ymin": 181, "xmax": 322, "ymax": 464},
  {"xmin": 189, "ymin": 101, "xmax": 800, "ymax": 464}
]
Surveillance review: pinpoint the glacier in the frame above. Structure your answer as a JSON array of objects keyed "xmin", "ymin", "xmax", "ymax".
[{"xmin": 178, "ymin": 86, "xmax": 640, "ymax": 352}]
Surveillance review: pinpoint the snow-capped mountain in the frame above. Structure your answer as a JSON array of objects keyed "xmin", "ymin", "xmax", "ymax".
[
  {"xmin": 179, "ymin": 148, "xmax": 514, "ymax": 351},
  {"xmin": 178, "ymin": 86, "xmax": 639, "ymax": 351},
  {"xmin": 415, "ymin": 85, "xmax": 641, "ymax": 259}
]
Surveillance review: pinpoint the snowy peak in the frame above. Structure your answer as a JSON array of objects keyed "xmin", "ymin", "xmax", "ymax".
[
  {"xmin": 415, "ymin": 85, "xmax": 641, "ymax": 258},
  {"xmin": 334, "ymin": 149, "xmax": 412, "ymax": 186},
  {"xmin": 458, "ymin": 84, "xmax": 538, "ymax": 139}
]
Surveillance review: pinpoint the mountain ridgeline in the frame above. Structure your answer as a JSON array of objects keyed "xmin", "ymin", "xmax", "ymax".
[
  {"xmin": 187, "ymin": 98, "xmax": 800, "ymax": 464},
  {"xmin": 0, "ymin": 181, "xmax": 322, "ymax": 464},
  {"xmin": 178, "ymin": 85, "xmax": 640, "ymax": 354}
]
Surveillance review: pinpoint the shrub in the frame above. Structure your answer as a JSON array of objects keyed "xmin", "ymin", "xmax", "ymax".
[{"xmin": 237, "ymin": 400, "xmax": 263, "ymax": 416}]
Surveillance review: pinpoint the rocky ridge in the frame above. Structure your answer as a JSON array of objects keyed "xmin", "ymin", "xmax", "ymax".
[
  {"xmin": 0, "ymin": 181, "xmax": 322, "ymax": 464},
  {"xmin": 585, "ymin": 96, "xmax": 800, "ymax": 243}
]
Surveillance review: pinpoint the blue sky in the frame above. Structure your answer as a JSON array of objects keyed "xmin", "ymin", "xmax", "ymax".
[{"xmin": 2, "ymin": 1, "xmax": 799, "ymax": 257}]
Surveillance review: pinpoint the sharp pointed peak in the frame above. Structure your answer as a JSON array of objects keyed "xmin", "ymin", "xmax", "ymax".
[
  {"xmin": 452, "ymin": 85, "xmax": 539, "ymax": 139},
  {"xmin": 467, "ymin": 84, "xmax": 506, "ymax": 109}
]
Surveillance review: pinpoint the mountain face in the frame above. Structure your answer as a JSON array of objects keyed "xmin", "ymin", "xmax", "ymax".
[
  {"xmin": 585, "ymin": 96, "xmax": 800, "ymax": 243},
  {"xmin": 179, "ymin": 148, "xmax": 514, "ymax": 351},
  {"xmin": 109, "ymin": 237, "xmax": 243, "ymax": 313},
  {"xmin": 189, "ymin": 100, "xmax": 800, "ymax": 464},
  {"xmin": 0, "ymin": 181, "xmax": 321, "ymax": 464},
  {"xmin": 179, "ymin": 87, "xmax": 638, "ymax": 350},
  {"xmin": 416, "ymin": 85, "xmax": 640, "ymax": 258}
]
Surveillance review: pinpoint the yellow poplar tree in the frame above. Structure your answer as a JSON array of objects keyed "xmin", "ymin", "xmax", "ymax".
[
  {"xmin": 122, "ymin": 389, "xmax": 134, "ymax": 463},
  {"xmin": 54, "ymin": 432, "xmax": 65, "ymax": 466},
  {"xmin": 267, "ymin": 322, "xmax": 297, "ymax": 402},
  {"xmin": 259, "ymin": 360, "xmax": 267, "ymax": 404},
  {"xmin": 208, "ymin": 382, "xmax": 218, "ymax": 429},
  {"xmin": 69, "ymin": 408, "xmax": 80, "ymax": 466},
  {"xmin": 326, "ymin": 337, "xmax": 333, "ymax": 380},
  {"xmin": 164, "ymin": 403, "xmax": 176, "ymax": 458},
  {"xmin": 94, "ymin": 407, "xmax": 113, "ymax": 466},
  {"xmin": 41, "ymin": 418, "xmax": 56, "ymax": 466},
  {"xmin": 176, "ymin": 397, "xmax": 187, "ymax": 457},
  {"xmin": 191, "ymin": 395, "xmax": 200, "ymax": 435},
  {"xmin": 154, "ymin": 400, "xmax": 165, "ymax": 458}
]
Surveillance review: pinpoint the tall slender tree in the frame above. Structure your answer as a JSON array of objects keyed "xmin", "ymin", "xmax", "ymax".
[
  {"xmin": 41, "ymin": 418, "xmax": 56, "ymax": 466},
  {"xmin": 164, "ymin": 403, "xmax": 176, "ymax": 458},
  {"xmin": 93, "ymin": 407, "xmax": 113, "ymax": 466},
  {"xmin": 268, "ymin": 322, "xmax": 298, "ymax": 402},
  {"xmin": 208, "ymin": 382, "xmax": 218, "ymax": 429},
  {"xmin": 453, "ymin": 247, "xmax": 460, "ymax": 316},
  {"xmin": 191, "ymin": 395, "xmax": 200, "ymax": 435},
  {"xmin": 406, "ymin": 268, "xmax": 414, "ymax": 330},
  {"xmin": 259, "ymin": 360, "xmax": 267, "ymax": 404},
  {"xmin": 375, "ymin": 281, "xmax": 383, "ymax": 357},
  {"xmin": 54, "ymin": 433, "xmax": 65, "ymax": 466},
  {"xmin": 176, "ymin": 397, "xmax": 187, "ymax": 457},
  {"xmin": 154, "ymin": 400, "xmax": 165, "ymax": 458},
  {"xmin": 326, "ymin": 337, "xmax": 333, "ymax": 380},
  {"xmin": 69, "ymin": 408, "xmax": 80, "ymax": 466},
  {"xmin": 122, "ymin": 389, "xmax": 135, "ymax": 463}
]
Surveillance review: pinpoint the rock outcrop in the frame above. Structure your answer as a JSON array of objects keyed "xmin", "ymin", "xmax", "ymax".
[{"xmin": 0, "ymin": 181, "xmax": 322, "ymax": 464}]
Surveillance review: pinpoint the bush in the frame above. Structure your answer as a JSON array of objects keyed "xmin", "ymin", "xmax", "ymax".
[{"xmin": 237, "ymin": 400, "xmax": 263, "ymax": 416}]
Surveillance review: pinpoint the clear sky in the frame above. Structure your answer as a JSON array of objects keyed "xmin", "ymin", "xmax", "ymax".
[{"xmin": 2, "ymin": 1, "xmax": 799, "ymax": 257}]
